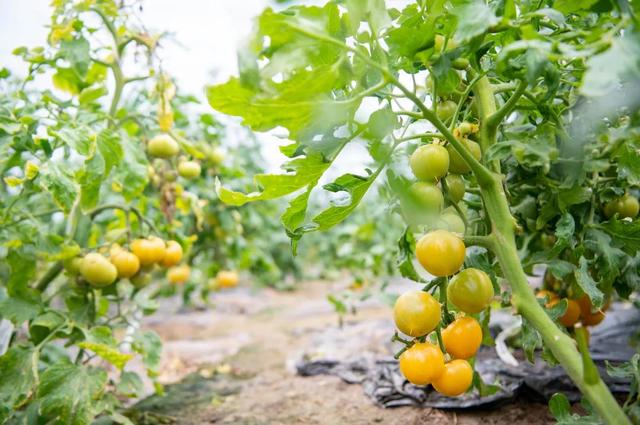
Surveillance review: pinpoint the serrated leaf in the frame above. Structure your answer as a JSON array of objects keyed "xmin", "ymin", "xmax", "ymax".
[
  {"xmin": 36, "ymin": 361, "xmax": 107, "ymax": 425},
  {"xmin": 596, "ymin": 218, "xmax": 640, "ymax": 254},
  {"xmin": 0, "ymin": 345, "xmax": 37, "ymax": 417},
  {"xmin": 77, "ymin": 342, "xmax": 133, "ymax": 370},
  {"xmin": 452, "ymin": 1, "xmax": 499, "ymax": 43},
  {"xmin": 132, "ymin": 330, "xmax": 162, "ymax": 373},
  {"xmin": 574, "ymin": 257, "xmax": 604, "ymax": 310},
  {"xmin": 396, "ymin": 227, "xmax": 422, "ymax": 281},
  {"xmin": 582, "ymin": 33, "xmax": 640, "ymax": 97},
  {"xmin": 39, "ymin": 162, "xmax": 78, "ymax": 213}
]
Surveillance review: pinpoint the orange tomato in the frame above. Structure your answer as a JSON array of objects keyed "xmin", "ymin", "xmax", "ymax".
[
  {"xmin": 399, "ymin": 342, "xmax": 445, "ymax": 386},
  {"xmin": 415, "ymin": 230, "xmax": 465, "ymax": 277},
  {"xmin": 161, "ymin": 240, "xmax": 183, "ymax": 267},
  {"xmin": 432, "ymin": 359, "xmax": 473, "ymax": 396},
  {"xmin": 442, "ymin": 316, "xmax": 482, "ymax": 359}
]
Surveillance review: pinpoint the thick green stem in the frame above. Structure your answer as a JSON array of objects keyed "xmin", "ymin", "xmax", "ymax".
[{"xmin": 474, "ymin": 81, "xmax": 630, "ymax": 425}]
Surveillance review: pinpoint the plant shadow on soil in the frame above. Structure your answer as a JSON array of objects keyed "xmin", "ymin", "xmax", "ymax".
[{"xmin": 125, "ymin": 280, "xmax": 554, "ymax": 425}]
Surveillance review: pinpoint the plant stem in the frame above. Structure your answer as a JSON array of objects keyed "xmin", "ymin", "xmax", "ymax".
[{"xmin": 473, "ymin": 80, "xmax": 630, "ymax": 425}]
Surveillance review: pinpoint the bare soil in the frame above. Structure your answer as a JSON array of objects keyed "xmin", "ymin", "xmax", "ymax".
[{"xmin": 130, "ymin": 280, "xmax": 553, "ymax": 425}]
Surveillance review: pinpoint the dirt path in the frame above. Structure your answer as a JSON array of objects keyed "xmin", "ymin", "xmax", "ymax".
[{"xmin": 132, "ymin": 280, "xmax": 552, "ymax": 424}]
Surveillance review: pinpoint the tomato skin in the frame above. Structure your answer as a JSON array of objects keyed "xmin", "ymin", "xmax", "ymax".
[
  {"xmin": 436, "ymin": 100, "xmax": 457, "ymax": 122},
  {"xmin": 110, "ymin": 248, "xmax": 140, "ymax": 278},
  {"xmin": 216, "ymin": 270, "xmax": 239, "ymax": 288},
  {"xmin": 161, "ymin": 240, "xmax": 183, "ymax": 267},
  {"xmin": 416, "ymin": 230, "xmax": 466, "ymax": 277},
  {"xmin": 445, "ymin": 174, "xmax": 465, "ymax": 203},
  {"xmin": 619, "ymin": 194, "xmax": 639, "ymax": 218},
  {"xmin": 177, "ymin": 161, "xmax": 201, "ymax": 180},
  {"xmin": 63, "ymin": 257, "xmax": 83, "ymax": 275},
  {"xmin": 79, "ymin": 253, "xmax": 118, "ymax": 288},
  {"xmin": 447, "ymin": 139, "xmax": 481, "ymax": 174},
  {"xmin": 410, "ymin": 144, "xmax": 450, "ymax": 182},
  {"xmin": 448, "ymin": 268, "xmax": 494, "ymax": 314},
  {"xmin": 442, "ymin": 316, "xmax": 482, "ymax": 359},
  {"xmin": 549, "ymin": 298, "xmax": 581, "ymax": 327},
  {"xmin": 167, "ymin": 265, "xmax": 190, "ymax": 284},
  {"xmin": 577, "ymin": 295, "xmax": 606, "ymax": 326},
  {"xmin": 399, "ymin": 342, "xmax": 445, "ymax": 385},
  {"xmin": 393, "ymin": 290, "xmax": 441, "ymax": 337},
  {"xmin": 410, "ymin": 182, "xmax": 444, "ymax": 212},
  {"xmin": 148, "ymin": 134, "xmax": 179, "ymax": 158},
  {"xmin": 131, "ymin": 237, "xmax": 166, "ymax": 266},
  {"xmin": 432, "ymin": 359, "xmax": 473, "ymax": 396},
  {"xmin": 439, "ymin": 212, "xmax": 465, "ymax": 235},
  {"xmin": 130, "ymin": 272, "xmax": 152, "ymax": 288}
]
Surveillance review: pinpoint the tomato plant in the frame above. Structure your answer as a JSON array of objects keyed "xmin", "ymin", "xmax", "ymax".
[{"xmin": 208, "ymin": 0, "xmax": 640, "ymax": 422}]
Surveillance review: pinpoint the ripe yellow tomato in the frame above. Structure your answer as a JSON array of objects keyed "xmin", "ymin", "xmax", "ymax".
[
  {"xmin": 110, "ymin": 248, "xmax": 140, "ymax": 278},
  {"xmin": 409, "ymin": 144, "xmax": 449, "ymax": 182},
  {"xmin": 161, "ymin": 240, "xmax": 183, "ymax": 267},
  {"xmin": 148, "ymin": 134, "xmax": 179, "ymax": 158},
  {"xmin": 442, "ymin": 316, "xmax": 482, "ymax": 359},
  {"xmin": 399, "ymin": 342, "xmax": 445, "ymax": 385},
  {"xmin": 216, "ymin": 270, "xmax": 239, "ymax": 288},
  {"xmin": 79, "ymin": 253, "xmax": 118, "ymax": 288},
  {"xmin": 416, "ymin": 230, "xmax": 466, "ymax": 277},
  {"xmin": 447, "ymin": 268, "xmax": 494, "ymax": 314},
  {"xmin": 432, "ymin": 359, "xmax": 473, "ymax": 396},
  {"xmin": 167, "ymin": 265, "xmax": 190, "ymax": 284},
  {"xmin": 393, "ymin": 290, "xmax": 441, "ymax": 337},
  {"xmin": 577, "ymin": 295, "xmax": 606, "ymax": 326},
  {"xmin": 131, "ymin": 237, "xmax": 166, "ymax": 266}
]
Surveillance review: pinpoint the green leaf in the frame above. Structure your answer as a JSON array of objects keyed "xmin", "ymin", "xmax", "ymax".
[
  {"xmin": 345, "ymin": 0, "xmax": 390, "ymax": 35},
  {"xmin": 452, "ymin": 1, "xmax": 499, "ymax": 43},
  {"xmin": 112, "ymin": 135, "xmax": 149, "ymax": 201},
  {"xmin": 613, "ymin": 142, "xmax": 640, "ymax": 186},
  {"xmin": 40, "ymin": 162, "xmax": 78, "ymax": 213},
  {"xmin": 116, "ymin": 371, "xmax": 144, "ymax": 398},
  {"xmin": 521, "ymin": 316, "xmax": 541, "ymax": 363},
  {"xmin": 582, "ymin": 33, "xmax": 640, "ymax": 97},
  {"xmin": 396, "ymin": 227, "xmax": 422, "ymax": 281},
  {"xmin": 132, "ymin": 330, "xmax": 162, "ymax": 374},
  {"xmin": 596, "ymin": 218, "xmax": 640, "ymax": 254},
  {"xmin": 0, "ymin": 345, "xmax": 38, "ymax": 418},
  {"xmin": 77, "ymin": 342, "xmax": 133, "ymax": 370},
  {"xmin": 60, "ymin": 37, "xmax": 91, "ymax": 77},
  {"xmin": 37, "ymin": 361, "xmax": 107, "ymax": 425},
  {"xmin": 55, "ymin": 126, "xmax": 94, "ymax": 156},
  {"xmin": 553, "ymin": 0, "xmax": 598, "ymax": 14},
  {"xmin": 366, "ymin": 106, "xmax": 397, "ymax": 140},
  {"xmin": 216, "ymin": 152, "xmax": 329, "ymax": 206},
  {"xmin": 574, "ymin": 257, "xmax": 604, "ymax": 310},
  {"xmin": 548, "ymin": 393, "xmax": 572, "ymax": 421},
  {"xmin": 78, "ymin": 151, "xmax": 105, "ymax": 210}
]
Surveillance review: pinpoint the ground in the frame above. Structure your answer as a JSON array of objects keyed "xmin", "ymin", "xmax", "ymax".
[{"xmin": 128, "ymin": 279, "xmax": 553, "ymax": 425}]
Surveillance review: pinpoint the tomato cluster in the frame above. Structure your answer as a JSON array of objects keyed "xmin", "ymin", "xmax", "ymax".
[
  {"xmin": 536, "ymin": 290, "xmax": 609, "ymax": 330},
  {"xmin": 68, "ymin": 236, "xmax": 193, "ymax": 288},
  {"xmin": 394, "ymin": 230, "xmax": 494, "ymax": 396}
]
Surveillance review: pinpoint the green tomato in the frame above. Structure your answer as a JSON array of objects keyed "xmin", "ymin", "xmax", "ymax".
[
  {"xmin": 448, "ymin": 268, "xmax": 494, "ymax": 314},
  {"xmin": 148, "ymin": 134, "xmax": 179, "ymax": 158},
  {"xmin": 131, "ymin": 272, "xmax": 152, "ymax": 288},
  {"xmin": 445, "ymin": 174, "xmax": 465, "ymax": 203},
  {"xmin": 619, "ymin": 194, "xmax": 639, "ymax": 218},
  {"xmin": 447, "ymin": 139, "xmax": 482, "ymax": 174},
  {"xmin": 410, "ymin": 144, "xmax": 449, "ymax": 181},
  {"xmin": 208, "ymin": 146, "xmax": 225, "ymax": 165},
  {"xmin": 439, "ymin": 212, "xmax": 466, "ymax": 235},
  {"xmin": 410, "ymin": 182, "xmax": 444, "ymax": 213},
  {"xmin": 436, "ymin": 100, "xmax": 457, "ymax": 122},
  {"xmin": 178, "ymin": 160, "xmax": 202, "ymax": 179},
  {"xmin": 79, "ymin": 253, "xmax": 118, "ymax": 288}
]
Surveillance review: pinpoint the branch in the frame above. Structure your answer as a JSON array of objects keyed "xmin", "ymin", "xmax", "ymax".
[
  {"xmin": 487, "ymin": 79, "xmax": 527, "ymax": 128},
  {"xmin": 463, "ymin": 234, "xmax": 495, "ymax": 250}
]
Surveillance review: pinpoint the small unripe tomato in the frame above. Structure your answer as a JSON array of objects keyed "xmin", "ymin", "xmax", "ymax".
[
  {"xmin": 208, "ymin": 147, "xmax": 225, "ymax": 165},
  {"xmin": 110, "ymin": 248, "xmax": 140, "ymax": 278},
  {"xmin": 448, "ymin": 268, "xmax": 494, "ymax": 314},
  {"xmin": 433, "ymin": 34, "xmax": 457, "ymax": 52},
  {"xmin": 216, "ymin": 270, "xmax": 239, "ymax": 288},
  {"xmin": 445, "ymin": 174, "xmax": 465, "ymax": 203},
  {"xmin": 63, "ymin": 257, "xmax": 83, "ymax": 275},
  {"xmin": 177, "ymin": 161, "xmax": 201, "ymax": 180},
  {"xmin": 442, "ymin": 316, "xmax": 482, "ymax": 359},
  {"xmin": 439, "ymin": 212, "xmax": 466, "ymax": 235},
  {"xmin": 410, "ymin": 182, "xmax": 444, "ymax": 212},
  {"xmin": 131, "ymin": 237, "xmax": 166, "ymax": 266},
  {"xmin": 399, "ymin": 342, "xmax": 445, "ymax": 385},
  {"xmin": 79, "ymin": 253, "xmax": 118, "ymax": 288},
  {"xmin": 447, "ymin": 139, "xmax": 482, "ymax": 174},
  {"xmin": 416, "ymin": 230, "xmax": 466, "ymax": 277},
  {"xmin": 436, "ymin": 100, "xmax": 457, "ymax": 122},
  {"xmin": 410, "ymin": 144, "xmax": 449, "ymax": 182},
  {"xmin": 130, "ymin": 272, "xmax": 152, "ymax": 288},
  {"xmin": 167, "ymin": 265, "xmax": 190, "ymax": 284},
  {"xmin": 577, "ymin": 295, "xmax": 606, "ymax": 326},
  {"xmin": 619, "ymin": 194, "xmax": 639, "ymax": 218},
  {"xmin": 161, "ymin": 240, "xmax": 183, "ymax": 267},
  {"xmin": 148, "ymin": 134, "xmax": 179, "ymax": 158},
  {"xmin": 549, "ymin": 298, "xmax": 581, "ymax": 327},
  {"xmin": 457, "ymin": 122, "xmax": 475, "ymax": 136},
  {"xmin": 432, "ymin": 359, "xmax": 473, "ymax": 396},
  {"xmin": 393, "ymin": 290, "xmax": 441, "ymax": 337}
]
